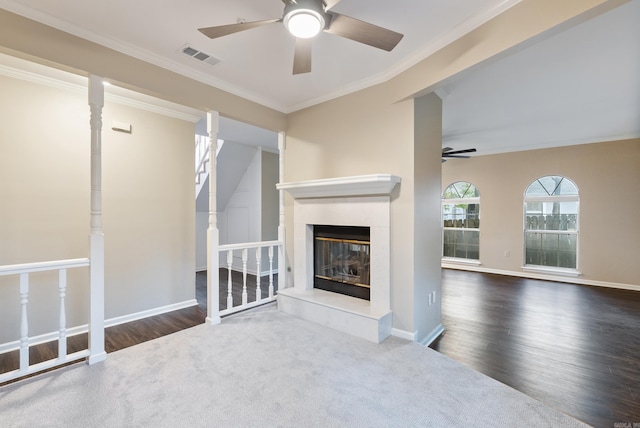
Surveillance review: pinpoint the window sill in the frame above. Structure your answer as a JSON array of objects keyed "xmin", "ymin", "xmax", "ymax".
[
  {"xmin": 522, "ymin": 265, "xmax": 581, "ymax": 277},
  {"xmin": 442, "ymin": 258, "xmax": 481, "ymax": 266}
]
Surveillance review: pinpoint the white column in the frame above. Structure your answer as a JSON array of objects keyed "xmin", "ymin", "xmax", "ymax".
[
  {"xmin": 277, "ymin": 132, "xmax": 287, "ymax": 292},
  {"xmin": 88, "ymin": 75, "xmax": 106, "ymax": 364},
  {"xmin": 206, "ymin": 111, "xmax": 221, "ymax": 325}
]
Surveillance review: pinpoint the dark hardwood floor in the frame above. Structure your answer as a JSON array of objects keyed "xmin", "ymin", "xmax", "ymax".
[
  {"xmin": 2, "ymin": 268, "xmax": 639, "ymax": 427},
  {"xmin": 430, "ymin": 269, "xmax": 640, "ymax": 428}
]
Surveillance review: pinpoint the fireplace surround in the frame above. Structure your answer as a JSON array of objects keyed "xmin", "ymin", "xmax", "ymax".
[{"xmin": 277, "ymin": 174, "xmax": 401, "ymax": 343}]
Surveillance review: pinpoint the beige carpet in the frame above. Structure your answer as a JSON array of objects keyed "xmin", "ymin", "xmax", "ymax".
[{"xmin": 0, "ymin": 305, "xmax": 590, "ymax": 427}]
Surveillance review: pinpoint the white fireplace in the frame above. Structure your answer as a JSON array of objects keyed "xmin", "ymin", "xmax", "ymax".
[{"xmin": 277, "ymin": 174, "xmax": 401, "ymax": 343}]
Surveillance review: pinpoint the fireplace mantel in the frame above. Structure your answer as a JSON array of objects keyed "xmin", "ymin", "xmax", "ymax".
[{"xmin": 277, "ymin": 174, "xmax": 401, "ymax": 199}]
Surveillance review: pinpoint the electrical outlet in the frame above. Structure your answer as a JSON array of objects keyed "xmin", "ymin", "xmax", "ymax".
[{"xmin": 504, "ymin": 250, "xmax": 510, "ymax": 257}]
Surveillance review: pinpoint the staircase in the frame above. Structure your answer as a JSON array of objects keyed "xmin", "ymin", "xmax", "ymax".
[
  {"xmin": 195, "ymin": 134, "xmax": 217, "ymax": 202},
  {"xmin": 195, "ymin": 134, "xmax": 258, "ymax": 213}
]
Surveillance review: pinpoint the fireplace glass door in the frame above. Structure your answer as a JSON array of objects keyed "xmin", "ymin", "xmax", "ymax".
[{"xmin": 314, "ymin": 226, "xmax": 370, "ymax": 300}]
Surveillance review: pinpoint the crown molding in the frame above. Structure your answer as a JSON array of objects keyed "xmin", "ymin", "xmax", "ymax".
[{"xmin": 0, "ymin": 57, "xmax": 203, "ymax": 123}]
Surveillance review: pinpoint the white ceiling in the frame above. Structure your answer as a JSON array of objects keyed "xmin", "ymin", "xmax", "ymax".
[
  {"xmin": 441, "ymin": 0, "xmax": 640, "ymax": 155},
  {"xmin": 0, "ymin": 0, "xmax": 638, "ymax": 156},
  {"xmin": 0, "ymin": 0, "xmax": 519, "ymax": 112}
]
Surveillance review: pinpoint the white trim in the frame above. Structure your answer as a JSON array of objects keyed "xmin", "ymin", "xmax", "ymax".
[
  {"xmin": 0, "ymin": 258, "xmax": 90, "ymax": 275},
  {"xmin": 105, "ymin": 299, "xmax": 198, "ymax": 327},
  {"xmin": 441, "ymin": 257, "xmax": 481, "ymax": 266},
  {"xmin": 277, "ymin": 174, "xmax": 401, "ymax": 199},
  {"xmin": 391, "ymin": 328, "xmax": 417, "ymax": 342},
  {"xmin": 419, "ymin": 324, "xmax": 445, "ymax": 347},
  {"xmin": 441, "ymin": 263, "xmax": 640, "ymax": 292},
  {"xmin": 442, "ymin": 197, "xmax": 480, "ymax": 204},
  {"xmin": 105, "ymin": 91, "xmax": 202, "ymax": 123},
  {"xmin": 0, "ymin": 57, "xmax": 203, "ymax": 123},
  {"xmin": 218, "ymin": 240, "xmax": 281, "ymax": 251},
  {"xmin": 522, "ymin": 265, "xmax": 580, "ymax": 277},
  {"xmin": 523, "ymin": 229, "xmax": 578, "ymax": 235},
  {"xmin": 0, "ymin": 299, "xmax": 199, "ymax": 354},
  {"xmin": 524, "ymin": 195, "xmax": 579, "ymax": 203}
]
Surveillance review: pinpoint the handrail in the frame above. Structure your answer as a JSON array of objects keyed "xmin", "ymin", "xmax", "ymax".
[
  {"xmin": 0, "ymin": 258, "xmax": 90, "ymax": 276},
  {"xmin": 195, "ymin": 137, "xmax": 224, "ymax": 181},
  {"xmin": 195, "ymin": 150, "xmax": 209, "ymax": 178},
  {"xmin": 219, "ymin": 240, "xmax": 281, "ymax": 252}
]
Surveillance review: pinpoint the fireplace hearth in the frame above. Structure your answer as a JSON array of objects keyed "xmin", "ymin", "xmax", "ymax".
[{"xmin": 314, "ymin": 225, "xmax": 370, "ymax": 300}]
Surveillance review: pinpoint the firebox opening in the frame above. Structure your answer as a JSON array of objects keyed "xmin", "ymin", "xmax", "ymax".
[{"xmin": 313, "ymin": 225, "xmax": 371, "ymax": 301}]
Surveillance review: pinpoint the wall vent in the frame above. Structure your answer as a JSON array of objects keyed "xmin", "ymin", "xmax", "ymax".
[{"xmin": 180, "ymin": 45, "xmax": 221, "ymax": 66}]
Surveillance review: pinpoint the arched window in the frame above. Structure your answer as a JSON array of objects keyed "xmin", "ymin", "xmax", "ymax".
[
  {"xmin": 442, "ymin": 181, "xmax": 480, "ymax": 261},
  {"xmin": 524, "ymin": 176, "xmax": 579, "ymax": 270}
]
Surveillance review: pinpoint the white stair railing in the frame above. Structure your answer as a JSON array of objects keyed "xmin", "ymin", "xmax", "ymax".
[
  {"xmin": 195, "ymin": 134, "xmax": 209, "ymax": 185},
  {"xmin": 0, "ymin": 258, "xmax": 94, "ymax": 383},
  {"xmin": 195, "ymin": 135, "xmax": 223, "ymax": 199},
  {"xmin": 217, "ymin": 240, "xmax": 281, "ymax": 317}
]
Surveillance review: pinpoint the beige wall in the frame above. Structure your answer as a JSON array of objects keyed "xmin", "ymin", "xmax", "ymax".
[
  {"xmin": 101, "ymin": 93, "xmax": 196, "ymax": 317},
  {"xmin": 441, "ymin": 139, "xmax": 640, "ymax": 288},
  {"xmin": 413, "ymin": 93, "xmax": 444, "ymax": 341},
  {"xmin": 0, "ymin": 75, "xmax": 195, "ymax": 341}
]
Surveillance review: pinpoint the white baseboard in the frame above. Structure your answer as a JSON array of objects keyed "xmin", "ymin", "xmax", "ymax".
[
  {"xmin": 105, "ymin": 299, "xmax": 198, "ymax": 328},
  {"xmin": 391, "ymin": 328, "xmax": 417, "ymax": 341},
  {"xmin": 419, "ymin": 323, "xmax": 445, "ymax": 347},
  {"xmin": 442, "ymin": 263, "xmax": 640, "ymax": 292},
  {"xmin": 0, "ymin": 299, "xmax": 198, "ymax": 354}
]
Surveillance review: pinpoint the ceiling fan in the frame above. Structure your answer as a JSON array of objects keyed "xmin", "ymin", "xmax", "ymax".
[
  {"xmin": 442, "ymin": 147, "xmax": 477, "ymax": 163},
  {"xmin": 198, "ymin": 0, "xmax": 404, "ymax": 75}
]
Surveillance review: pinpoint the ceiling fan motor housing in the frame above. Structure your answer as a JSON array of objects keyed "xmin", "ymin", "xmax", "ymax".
[{"xmin": 283, "ymin": 0, "xmax": 331, "ymax": 37}]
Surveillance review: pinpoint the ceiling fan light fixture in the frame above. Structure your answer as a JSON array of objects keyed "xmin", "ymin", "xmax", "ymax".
[{"xmin": 284, "ymin": 9, "xmax": 325, "ymax": 38}]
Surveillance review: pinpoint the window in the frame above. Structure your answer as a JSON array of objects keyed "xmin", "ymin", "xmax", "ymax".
[
  {"xmin": 524, "ymin": 176, "xmax": 579, "ymax": 270},
  {"xmin": 442, "ymin": 181, "xmax": 480, "ymax": 261}
]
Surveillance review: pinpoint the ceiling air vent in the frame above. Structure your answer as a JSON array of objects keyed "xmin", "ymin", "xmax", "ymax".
[{"xmin": 180, "ymin": 45, "xmax": 221, "ymax": 66}]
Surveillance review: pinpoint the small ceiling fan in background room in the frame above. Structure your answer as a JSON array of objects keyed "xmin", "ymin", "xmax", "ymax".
[
  {"xmin": 442, "ymin": 147, "xmax": 477, "ymax": 162},
  {"xmin": 198, "ymin": 0, "xmax": 404, "ymax": 74}
]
